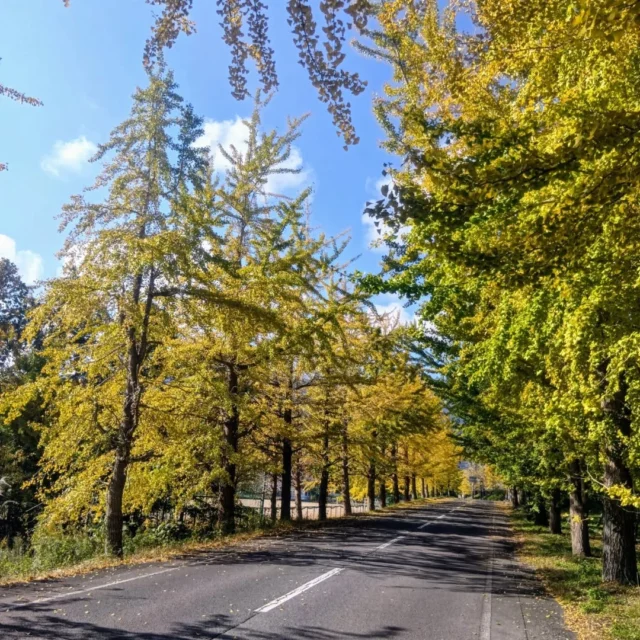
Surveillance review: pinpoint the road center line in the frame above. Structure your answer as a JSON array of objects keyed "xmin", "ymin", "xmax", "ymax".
[
  {"xmin": 374, "ymin": 535, "xmax": 405, "ymax": 551},
  {"xmin": 4, "ymin": 566, "xmax": 180, "ymax": 612},
  {"xmin": 417, "ymin": 505, "xmax": 462, "ymax": 530},
  {"xmin": 255, "ymin": 567, "xmax": 344, "ymax": 613}
]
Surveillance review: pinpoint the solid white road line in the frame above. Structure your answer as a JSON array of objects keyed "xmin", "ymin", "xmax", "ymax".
[
  {"xmin": 254, "ymin": 568, "xmax": 344, "ymax": 613},
  {"xmin": 480, "ymin": 515, "xmax": 495, "ymax": 640},
  {"xmin": 374, "ymin": 535, "xmax": 405, "ymax": 551},
  {"xmin": 4, "ymin": 567, "xmax": 180, "ymax": 612}
]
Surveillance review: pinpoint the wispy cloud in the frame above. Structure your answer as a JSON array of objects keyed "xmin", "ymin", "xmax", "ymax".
[
  {"xmin": 374, "ymin": 294, "xmax": 415, "ymax": 326},
  {"xmin": 0, "ymin": 234, "xmax": 44, "ymax": 284},
  {"xmin": 195, "ymin": 117, "xmax": 310, "ymax": 194},
  {"xmin": 41, "ymin": 135, "xmax": 97, "ymax": 177}
]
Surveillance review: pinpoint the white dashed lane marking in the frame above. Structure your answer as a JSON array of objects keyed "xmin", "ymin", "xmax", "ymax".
[
  {"xmin": 374, "ymin": 536, "xmax": 406, "ymax": 551},
  {"xmin": 255, "ymin": 568, "xmax": 344, "ymax": 613},
  {"xmin": 417, "ymin": 505, "xmax": 462, "ymax": 530}
]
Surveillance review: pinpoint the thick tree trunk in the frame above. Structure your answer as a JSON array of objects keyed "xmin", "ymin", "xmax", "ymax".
[
  {"xmin": 105, "ymin": 452, "xmax": 128, "ymax": 556},
  {"xmin": 218, "ymin": 367, "xmax": 240, "ymax": 534},
  {"xmin": 105, "ymin": 269, "xmax": 153, "ymax": 556},
  {"xmin": 533, "ymin": 497, "xmax": 549, "ymax": 527},
  {"xmin": 568, "ymin": 460, "xmax": 591, "ymax": 557},
  {"xmin": 318, "ymin": 429, "xmax": 330, "ymax": 521},
  {"xmin": 294, "ymin": 463, "xmax": 303, "ymax": 521},
  {"xmin": 600, "ymin": 368, "xmax": 638, "ymax": 584},
  {"xmin": 270, "ymin": 471, "xmax": 278, "ymax": 522},
  {"xmin": 602, "ymin": 458, "xmax": 637, "ymax": 583},
  {"xmin": 368, "ymin": 460, "xmax": 376, "ymax": 511},
  {"xmin": 280, "ymin": 432, "xmax": 292, "ymax": 521},
  {"xmin": 379, "ymin": 478, "xmax": 387, "ymax": 508},
  {"xmin": 548, "ymin": 489, "xmax": 562, "ymax": 534},
  {"xmin": 411, "ymin": 474, "xmax": 418, "ymax": 500},
  {"xmin": 341, "ymin": 424, "xmax": 352, "ymax": 516},
  {"xmin": 511, "ymin": 486, "xmax": 519, "ymax": 508}
]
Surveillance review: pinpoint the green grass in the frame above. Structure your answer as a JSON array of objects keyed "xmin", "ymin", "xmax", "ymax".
[{"xmin": 509, "ymin": 507, "xmax": 640, "ymax": 640}]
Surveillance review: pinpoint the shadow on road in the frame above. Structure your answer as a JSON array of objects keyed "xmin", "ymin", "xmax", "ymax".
[{"xmin": 0, "ymin": 501, "xmax": 554, "ymax": 639}]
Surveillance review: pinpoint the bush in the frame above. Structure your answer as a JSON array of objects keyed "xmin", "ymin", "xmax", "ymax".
[
  {"xmin": 126, "ymin": 521, "xmax": 191, "ymax": 553},
  {"xmin": 30, "ymin": 528, "xmax": 103, "ymax": 572}
]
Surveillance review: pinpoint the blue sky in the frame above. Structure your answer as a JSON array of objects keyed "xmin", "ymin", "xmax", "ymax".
[{"xmin": 0, "ymin": 1, "xmax": 412, "ymax": 319}]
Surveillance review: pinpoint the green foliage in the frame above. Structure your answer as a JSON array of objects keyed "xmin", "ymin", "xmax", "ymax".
[
  {"xmin": 511, "ymin": 508, "xmax": 640, "ymax": 640},
  {"xmin": 357, "ymin": 0, "xmax": 640, "ymax": 585}
]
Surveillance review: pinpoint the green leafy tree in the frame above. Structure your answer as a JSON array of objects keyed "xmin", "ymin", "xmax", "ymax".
[
  {"xmin": 360, "ymin": 0, "xmax": 640, "ymax": 583},
  {"xmin": 26, "ymin": 63, "xmax": 207, "ymax": 556}
]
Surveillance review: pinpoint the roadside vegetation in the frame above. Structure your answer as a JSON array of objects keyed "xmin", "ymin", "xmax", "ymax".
[{"xmin": 511, "ymin": 507, "xmax": 640, "ymax": 640}]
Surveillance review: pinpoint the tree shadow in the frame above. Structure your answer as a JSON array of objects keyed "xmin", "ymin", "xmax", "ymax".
[{"xmin": 0, "ymin": 501, "xmax": 555, "ymax": 639}]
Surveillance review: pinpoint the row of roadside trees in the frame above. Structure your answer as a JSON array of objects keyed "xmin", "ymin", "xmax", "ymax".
[
  {"xmin": 0, "ymin": 63, "xmax": 461, "ymax": 560},
  {"xmin": 358, "ymin": 0, "xmax": 640, "ymax": 585}
]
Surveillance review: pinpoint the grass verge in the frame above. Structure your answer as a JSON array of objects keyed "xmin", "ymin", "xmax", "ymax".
[{"xmin": 509, "ymin": 507, "xmax": 640, "ymax": 640}]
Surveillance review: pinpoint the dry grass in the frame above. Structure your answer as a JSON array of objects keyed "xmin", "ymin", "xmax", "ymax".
[{"xmin": 508, "ymin": 506, "xmax": 640, "ymax": 640}]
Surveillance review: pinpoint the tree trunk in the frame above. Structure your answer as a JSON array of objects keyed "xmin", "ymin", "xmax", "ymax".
[
  {"xmin": 548, "ymin": 489, "xmax": 562, "ymax": 534},
  {"xmin": 511, "ymin": 486, "xmax": 519, "ymax": 508},
  {"xmin": 341, "ymin": 424, "xmax": 352, "ymax": 516},
  {"xmin": 379, "ymin": 478, "xmax": 387, "ymax": 508},
  {"xmin": 105, "ymin": 269, "xmax": 151, "ymax": 556},
  {"xmin": 294, "ymin": 463, "xmax": 303, "ymax": 521},
  {"xmin": 568, "ymin": 460, "xmax": 591, "ymax": 558},
  {"xmin": 403, "ymin": 446, "xmax": 411, "ymax": 501},
  {"xmin": 533, "ymin": 497, "xmax": 549, "ymax": 527},
  {"xmin": 318, "ymin": 429, "xmax": 329, "ymax": 521},
  {"xmin": 105, "ymin": 452, "xmax": 128, "ymax": 556},
  {"xmin": 600, "ymin": 368, "xmax": 637, "ymax": 584},
  {"xmin": 219, "ymin": 366, "xmax": 239, "ymax": 534},
  {"xmin": 270, "ymin": 471, "xmax": 278, "ymax": 522},
  {"xmin": 280, "ymin": 432, "xmax": 292, "ymax": 521},
  {"xmin": 368, "ymin": 459, "xmax": 376, "ymax": 511},
  {"xmin": 421, "ymin": 477, "xmax": 426, "ymax": 499},
  {"xmin": 391, "ymin": 444, "xmax": 400, "ymax": 504},
  {"xmin": 411, "ymin": 474, "xmax": 418, "ymax": 500},
  {"xmin": 602, "ymin": 458, "xmax": 637, "ymax": 583}
]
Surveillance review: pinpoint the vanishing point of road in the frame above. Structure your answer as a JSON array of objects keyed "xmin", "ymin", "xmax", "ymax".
[{"xmin": 0, "ymin": 500, "xmax": 574, "ymax": 639}]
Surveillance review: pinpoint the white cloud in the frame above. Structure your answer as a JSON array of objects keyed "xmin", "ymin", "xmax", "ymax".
[
  {"xmin": 195, "ymin": 117, "xmax": 309, "ymax": 195},
  {"xmin": 362, "ymin": 212, "xmax": 387, "ymax": 251},
  {"xmin": 0, "ymin": 235, "xmax": 44, "ymax": 284},
  {"xmin": 41, "ymin": 135, "xmax": 97, "ymax": 177},
  {"xmin": 375, "ymin": 174, "xmax": 393, "ymax": 194},
  {"xmin": 362, "ymin": 175, "xmax": 411, "ymax": 253},
  {"xmin": 365, "ymin": 174, "xmax": 392, "ymax": 198},
  {"xmin": 362, "ymin": 175, "xmax": 406, "ymax": 252},
  {"xmin": 373, "ymin": 294, "xmax": 415, "ymax": 326}
]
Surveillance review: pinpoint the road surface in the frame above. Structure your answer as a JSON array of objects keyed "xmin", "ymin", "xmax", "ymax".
[{"xmin": 0, "ymin": 500, "xmax": 574, "ymax": 639}]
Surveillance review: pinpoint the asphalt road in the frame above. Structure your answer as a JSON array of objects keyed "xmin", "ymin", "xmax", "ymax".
[{"xmin": 0, "ymin": 500, "xmax": 575, "ymax": 639}]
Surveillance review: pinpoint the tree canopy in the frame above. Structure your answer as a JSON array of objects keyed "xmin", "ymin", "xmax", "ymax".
[{"xmin": 359, "ymin": 0, "xmax": 640, "ymax": 585}]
